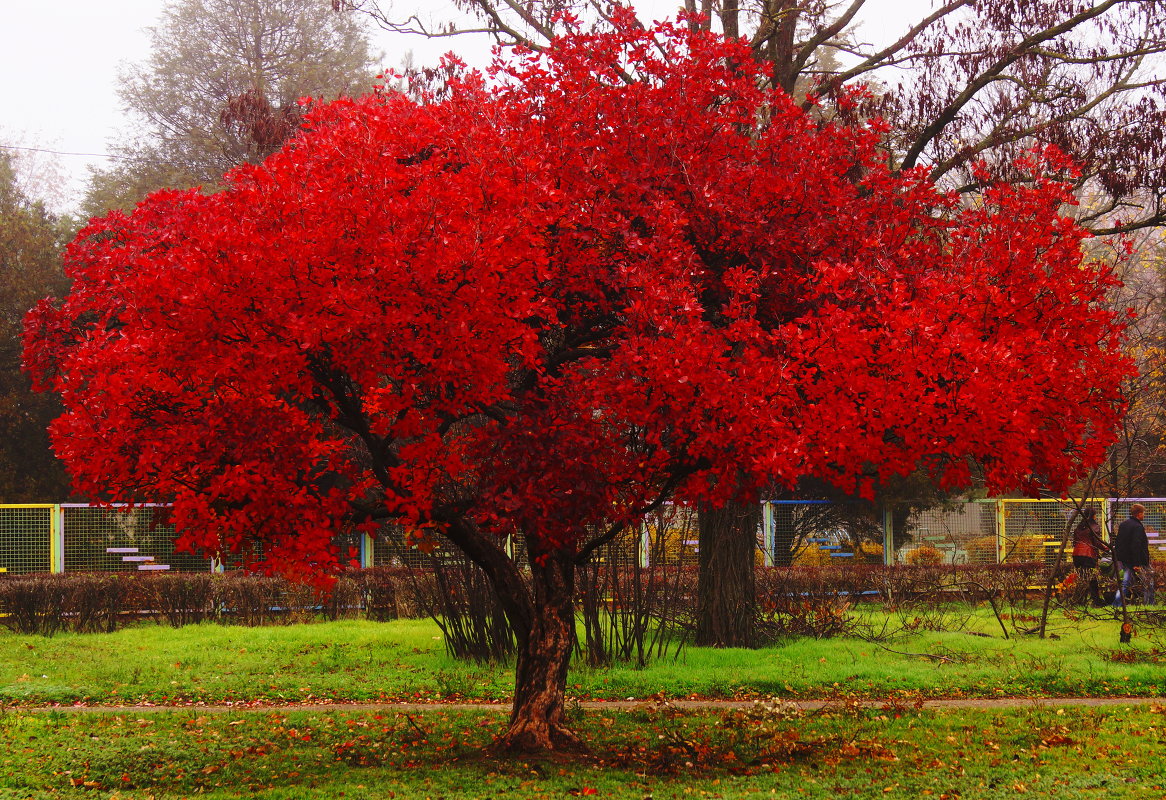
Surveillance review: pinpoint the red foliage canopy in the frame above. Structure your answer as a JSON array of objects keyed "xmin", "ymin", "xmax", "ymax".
[{"xmin": 25, "ymin": 17, "xmax": 1131, "ymax": 577}]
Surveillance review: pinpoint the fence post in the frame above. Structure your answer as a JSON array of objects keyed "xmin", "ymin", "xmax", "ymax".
[
  {"xmin": 762, "ymin": 501, "xmax": 774, "ymax": 567},
  {"xmin": 361, "ymin": 533, "xmax": 375, "ymax": 569},
  {"xmin": 882, "ymin": 506, "xmax": 894, "ymax": 566},
  {"xmin": 995, "ymin": 500, "xmax": 1006, "ymax": 564},
  {"xmin": 50, "ymin": 504, "xmax": 65, "ymax": 573},
  {"xmin": 639, "ymin": 523, "xmax": 650, "ymax": 568}
]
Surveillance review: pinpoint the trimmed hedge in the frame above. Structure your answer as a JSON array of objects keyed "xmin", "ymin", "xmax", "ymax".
[
  {"xmin": 0, "ymin": 562, "xmax": 1063, "ymax": 638},
  {"xmin": 0, "ymin": 569, "xmax": 428, "ymax": 636}
]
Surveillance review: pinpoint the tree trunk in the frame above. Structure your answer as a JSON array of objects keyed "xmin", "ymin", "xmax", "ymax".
[
  {"xmin": 695, "ymin": 500, "xmax": 760, "ymax": 647},
  {"xmin": 439, "ymin": 519, "xmax": 581, "ymax": 753},
  {"xmin": 495, "ymin": 547, "xmax": 582, "ymax": 752},
  {"xmin": 721, "ymin": 0, "xmax": 739, "ymax": 39}
]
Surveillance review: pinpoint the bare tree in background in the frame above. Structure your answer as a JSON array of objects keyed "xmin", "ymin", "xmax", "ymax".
[
  {"xmin": 1092, "ymin": 232, "xmax": 1166, "ymax": 498},
  {"xmin": 86, "ymin": 0, "xmax": 378, "ymax": 215},
  {"xmin": 349, "ymin": 0, "xmax": 1166, "ymax": 231}
]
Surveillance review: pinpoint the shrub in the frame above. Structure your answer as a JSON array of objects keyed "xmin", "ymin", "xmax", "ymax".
[
  {"xmin": 964, "ymin": 536, "xmax": 998, "ymax": 565},
  {"xmin": 410, "ymin": 555, "xmax": 515, "ymax": 663},
  {"xmin": 355, "ymin": 567, "xmax": 420, "ymax": 621},
  {"xmin": 140, "ymin": 572, "xmax": 217, "ymax": 627},
  {"xmin": 321, "ymin": 572, "xmax": 365, "ymax": 621},
  {"xmin": 0, "ymin": 562, "xmax": 1054, "ymax": 643},
  {"xmin": 216, "ymin": 573, "xmax": 296, "ymax": 626},
  {"xmin": 754, "ymin": 567, "xmax": 862, "ymax": 640},
  {"xmin": 0, "ymin": 569, "xmax": 435, "ymax": 635},
  {"xmin": 576, "ymin": 542, "xmax": 693, "ymax": 668},
  {"xmin": 857, "ymin": 542, "xmax": 884, "ymax": 564},
  {"xmin": 0, "ymin": 573, "xmax": 144, "ymax": 635},
  {"xmin": 791, "ymin": 545, "xmax": 833, "ymax": 566},
  {"xmin": 906, "ymin": 544, "xmax": 945, "ymax": 566},
  {"xmin": 65, "ymin": 573, "xmax": 137, "ymax": 633},
  {"xmin": 0, "ymin": 575, "xmax": 70, "ymax": 635},
  {"xmin": 1002, "ymin": 533, "xmax": 1050, "ymax": 563}
]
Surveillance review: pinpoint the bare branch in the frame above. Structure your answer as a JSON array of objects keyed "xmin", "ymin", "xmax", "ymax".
[
  {"xmin": 807, "ymin": 0, "xmax": 974, "ymax": 103},
  {"xmin": 927, "ymin": 61, "xmax": 1144, "ymax": 182},
  {"xmin": 786, "ymin": 0, "xmax": 866, "ymax": 79},
  {"xmin": 900, "ymin": 0, "xmax": 1130, "ymax": 171}
]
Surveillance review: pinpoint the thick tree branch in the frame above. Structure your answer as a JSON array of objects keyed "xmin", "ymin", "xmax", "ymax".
[
  {"xmin": 927, "ymin": 61, "xmax": 1143, "ymax": 182},
  {"xmin": 806, "ymin": 0, "xmax": 974, "ymax": 105},
  {"xmin": 900, "ymin": 0, "xmax": 1129, "ymax": 171},
  {"xmin": 437, "ymin": 512, "xmax": 536, "ymax": 641},
  {"xmin": 785, "ymin": 0, "xmax": 865, "ymax": 80},
  {"xmin": 469, "ymin": 0, "xmax": 557, "ymax": 49}
]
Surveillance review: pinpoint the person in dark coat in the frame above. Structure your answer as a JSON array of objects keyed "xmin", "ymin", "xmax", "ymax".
[
  {"xmin": 1071, "ymin": 507, "xmax": 1108, "ymax": 605},
  {"xmin": 1112, "ymin": 503, "xmax": 1153, "ymax": 607}
]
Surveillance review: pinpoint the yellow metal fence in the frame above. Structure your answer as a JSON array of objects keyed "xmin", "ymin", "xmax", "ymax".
[
  {"xmin": 2, "ymin": 499, "xmax": 1159, "ymax": 575},
  {"xmin": 1, "ymin": 504, "xmax": 213, "ymax": 575}
]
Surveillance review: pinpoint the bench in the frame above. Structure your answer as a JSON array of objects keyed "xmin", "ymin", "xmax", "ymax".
[{"xmin": 106, "ymin": 547, "xmax": 170, "ymax": 571}]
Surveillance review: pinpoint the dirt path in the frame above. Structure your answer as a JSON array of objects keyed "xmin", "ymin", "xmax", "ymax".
[{"xmin": 11, "ymin": 696, "xmax": 1163, "ymax": 714}]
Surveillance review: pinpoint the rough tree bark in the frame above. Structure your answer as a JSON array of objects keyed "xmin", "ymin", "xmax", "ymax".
[
  {"xmin": 501, "ymin": 547, "xmax": 582, "ymax": 751},
  {"xmin": 695, "ymin": 500, "xmax": 760, "ymax": 647},
  {"xmin": 443, "ymin": 516, "xmax": 582, "ymax": 751}
]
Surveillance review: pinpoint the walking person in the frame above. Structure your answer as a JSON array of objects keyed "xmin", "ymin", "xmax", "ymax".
[
  {"xmin": 1112, "ymin": 504, "xmax": 1154, "ymax": 607},
  {"xmin": 1071, "ymin": 507, "xmax": 1109, "ymax": 606}
]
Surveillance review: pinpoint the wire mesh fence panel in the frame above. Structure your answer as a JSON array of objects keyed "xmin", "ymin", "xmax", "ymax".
[
  {"xmin": 62, "ymin": 505, "xmax": 212, "ymax": 573},
  {"xmin": 212, "ymin": 530, "xmax": 369, "ymax": 572},
  {"xmin": 998, "ymin": 499, "xmax": 1104, "ymax": 565},
  {"xmin": 642, "ymin": 504, "xmax": 700, "ymax": 567},
  {"xmin": 1108, "ymin": 499, "xmax": 1166, "ymax": 560},
  {"xmin": 766, "ymin": 501, "xmax": 883, "ymax": 566},
  {"xmin": 902, "ymin": 501, "xmax": 998, "ymax": 565},
  {"xmin": 16, "ymin": 497, "xmax": 1160, "ymax": 576},
  {"xmin": 332, "ymin": 531, "xmax": 363, "ymax": 568},
  {"xmin": 775, "ymin": 502, "xmax": 839, "ymax": 566},
  {"xmin": 212, "ymin": 536, "xmax": 274, "ymax": 572},
  {"xmin": 369, "ymin": 524, "xmax": 462, "ymax": 569},
  {"xmin": 0, "ymin": 505, "xmax": 53, "ymax": 574},
  {"xmin": 602, "ymin": 529, "xmax": 644, "ymax": 568},
  {"xmin": 494, "ymin": 525, "xmax": 642, "ymax": 569},
  {"xmin": 507, "ymin": 535, "xmax": 532, "ymax": 571},
  {"xmin": 752, "ymin": 505, "xmax": 775, "ymax": 567},
  {"xmin": 370, "ymin": 525, "xmax": 413, "ymax": 567}
]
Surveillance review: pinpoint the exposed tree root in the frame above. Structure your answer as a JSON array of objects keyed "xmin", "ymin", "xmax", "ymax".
[{"xmin": 493, "ymin": 718, "xmax": 586, "ymax": 754}]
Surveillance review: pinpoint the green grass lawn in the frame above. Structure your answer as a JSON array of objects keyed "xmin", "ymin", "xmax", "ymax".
[
  {"xmin": 2, "ymin": 608, "xmax": 1165, "ymax": 798},
  {"xmin": 2, "ymin": 702, "xmax": 1165, "ymax": 798},
  {"xmin": 0, "ymin": 608, "xmax": 1163, "ymax": 706}
]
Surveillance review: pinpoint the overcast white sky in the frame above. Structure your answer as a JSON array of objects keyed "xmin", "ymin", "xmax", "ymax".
[
  {"xmin": 2, "ymin": 0, "xmax": 154, "ymax": 210},
  {"xmin": 0, "ymin": 0, "xmax": 919, "ymax": 215},
  {"xmin": 0, "ymin": 0, "xmax": 488, "ymax": 212}
]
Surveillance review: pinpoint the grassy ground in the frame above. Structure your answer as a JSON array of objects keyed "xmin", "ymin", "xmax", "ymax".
[
  {"xmin": 1, "ymin": 608, "xmax": 1163, "ymax": 706},
  {"xmin": 3, "ymin": 608, "xmax": 1165, "ymax": 798},
  {"xmin": 2, "ymin": 702, "xmax": 1165, "ymax": 798}
]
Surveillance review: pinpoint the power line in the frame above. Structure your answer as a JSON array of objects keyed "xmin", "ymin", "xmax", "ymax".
[{"xmin": 0, "ymin": 143, "xmax": 129, "ymax": 160}]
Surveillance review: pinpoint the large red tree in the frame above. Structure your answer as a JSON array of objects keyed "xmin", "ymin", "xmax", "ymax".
[
  {"xmin": 26, "ymin": 17, "xmax": 1130, "ymax": 750},
  {"xmin": 364, "ymin": 0, "xmax": 1166, "ymax": 648}
]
